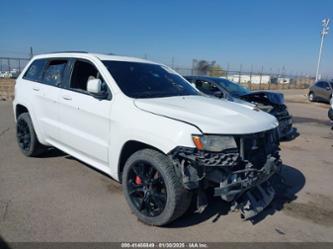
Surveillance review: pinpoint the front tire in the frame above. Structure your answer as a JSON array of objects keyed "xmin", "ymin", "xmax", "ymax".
[
  {"xmin": 122, "ymin": 149, "xmax": 192, "ymax": 226},
  {"xmin": 16, "ymin": 113, "xmax": 46, "ymax": 157}
]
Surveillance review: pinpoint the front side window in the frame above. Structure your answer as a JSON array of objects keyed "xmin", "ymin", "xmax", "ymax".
[
  {"xmin": 195, "ymin": 80, "xmax": 219, "ymax": 95},
  {"xmin": 214, "ymin": 78, "xmax": 250, "ymax": 97},
  {"xmin": 102, "ymin": 61, "xmax": 198, "ymax": 98},
  {"xmin": 42, "ymin": 60, "xmax": 67, "ymax": 86},
  {"xmin": 69, "ymin": 60, "xmax": 109, "ymax": 95},
  {"xmin": 23, "ymin": 59, "xmax": 47, "ymax": 82},
  {"xmin": 70, "ymin": 60, "xmax": 99, "ymax": 91}
]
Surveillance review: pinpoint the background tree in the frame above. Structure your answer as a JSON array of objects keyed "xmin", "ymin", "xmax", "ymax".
[
  {"xmin": 192, "ymin": 59, "xmax": 225, "ymax": 76},
  {"xmin": 208, "ymin": 64, "xmax": 225, "ymax": 77}
]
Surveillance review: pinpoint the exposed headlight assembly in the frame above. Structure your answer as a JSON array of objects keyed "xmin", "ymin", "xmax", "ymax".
[{"xmin": 192, "ymin": 135, "xmax": 237, "ymax": 152}]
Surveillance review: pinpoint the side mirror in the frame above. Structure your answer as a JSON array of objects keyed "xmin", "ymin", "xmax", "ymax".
[
  {"xmin": 87, "ymin": 78, "xmax": 102, "ymax": 94},
  {"xmin": 326, "ymin": 87, "xmax": 331, "ymax": 91},
  {"xmin": 87, "ymin": 78, "xmax": 108, "ymax": 99}
]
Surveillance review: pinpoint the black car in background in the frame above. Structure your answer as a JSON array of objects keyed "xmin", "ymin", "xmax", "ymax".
[
  {"xmin": 308, "ymin": 80, "xmax": 333, "ymax": 103},
  {"xmin": 184, "ymin": 75, "xmax": 294, "ymax": 140}
]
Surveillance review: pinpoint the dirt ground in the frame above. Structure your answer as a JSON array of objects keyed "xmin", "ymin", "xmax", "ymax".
[{"xmin": 0, "ymin": 91, "xmax": 332, "ymax": 242}]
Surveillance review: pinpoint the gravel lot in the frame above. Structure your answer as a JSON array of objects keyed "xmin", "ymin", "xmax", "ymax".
[{"xmin": 0, "ymin": 91, "xmax": 333, "ymax": 242}]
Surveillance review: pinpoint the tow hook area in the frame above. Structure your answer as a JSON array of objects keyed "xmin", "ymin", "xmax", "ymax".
[
  {"xmin": 232, "ymin": 181, "xmax": 275, "ymax": 220},
  {"xmin": 169, "ymin": 144, "xmax": 281, "ymax": 220}
]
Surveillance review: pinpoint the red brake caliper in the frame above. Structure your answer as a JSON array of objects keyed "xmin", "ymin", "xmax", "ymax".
[{"xmin": 135, "ymin": 176, "xmax": 142, "ymax": 185}]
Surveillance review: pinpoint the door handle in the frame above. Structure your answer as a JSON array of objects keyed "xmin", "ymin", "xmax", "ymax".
[
  {"xmin": 62, "ymin": 95, "xmax": 72, "ymax": 101},
  {"xmin": 33, "ymin": 87, "xmax": 40, "ymax": 92}
]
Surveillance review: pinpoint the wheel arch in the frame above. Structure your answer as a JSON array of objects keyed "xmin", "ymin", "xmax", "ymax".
[
  {"xmin": 14, "ymin": 102, "xmax": 47, "ymax": 146},
  {"xmin": 117, "ymin": 140, "xmax": 165, "ymax": 183},
  {"xmin": 15, "ymin": 104, "xmax": 29, "ymax": 120}
]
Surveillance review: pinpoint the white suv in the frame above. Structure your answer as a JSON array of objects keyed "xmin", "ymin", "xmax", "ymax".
[{"xmin": 13, "ymin": 52, "xmax": 281, "ymax": 225}]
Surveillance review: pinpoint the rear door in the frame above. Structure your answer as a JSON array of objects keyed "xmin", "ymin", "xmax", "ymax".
[
  {"xmin": 40, "ymin": 59, "xmax": 69, "ymax": 140},
  {"xmin": 57, "ymin": 58, "xmax": 111, "ymax": 165},
  {"xmin": 315, "ymin": 81, "xmax": 327, "ymax": 100},
  {"xmin": 24, "ymin": 59, "xmax": 68, "ymax": 141},
  {"xmin": 21, "ymin": 58, "xmax": 48, "ymax": 121},
  {"xmin": 320, "ymin": 81, "xmax": 332, "ymax": 101}
]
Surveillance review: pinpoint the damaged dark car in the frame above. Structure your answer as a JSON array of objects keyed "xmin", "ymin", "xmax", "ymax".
[{"xmin": 184, "ymin": 76, "xmax": 295, "ymax": 140}]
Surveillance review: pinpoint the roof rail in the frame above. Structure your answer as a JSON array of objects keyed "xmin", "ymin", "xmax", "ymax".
[{"xmin": 47, "ymin": 51, "xmax": 89, "ymax": 54}]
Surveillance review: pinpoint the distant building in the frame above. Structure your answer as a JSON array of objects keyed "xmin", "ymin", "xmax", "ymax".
[
  {"xmin": 271, "ymin": 77, "xmax": 291, "ymax": 84},
  {"xmin": 225, "ymin": 74, "xmax": 271, "ymax": 84},
  {"xmin": 0, "ymin": 69, "xmax": 19, "ymax": 78},
  {"xmin": 0, "ymin": 71, "xmax": 13, "ymax": 78}
]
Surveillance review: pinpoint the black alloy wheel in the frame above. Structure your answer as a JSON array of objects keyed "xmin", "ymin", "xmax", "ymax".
[
  {"xmin": 17, "ymin": 118, "xmax": 31, "ymax": 152},
  {"xmin": 127, "ymin": 161, "xmax": 167, "ymax": 217},
  {"xmin": 16, "ymin": 112, "xmax": 46, "ymax": 157}
]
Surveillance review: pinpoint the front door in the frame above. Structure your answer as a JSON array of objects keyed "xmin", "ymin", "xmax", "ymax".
[{"xmin": 57, "ymin": 59, "xmax": 111, "ymax": 165}]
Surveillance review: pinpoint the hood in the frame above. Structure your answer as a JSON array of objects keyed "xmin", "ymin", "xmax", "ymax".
[
  {"xmin": 134, "ymin": 95, "xmax": 278, "ymax": 134},
  {"xmin": 228, "ymin": 96, "xmax": 256, "ymax": 108},
  {"xmin": 240, "ymin": 91, "xmax": 285, "ymax": 106}
]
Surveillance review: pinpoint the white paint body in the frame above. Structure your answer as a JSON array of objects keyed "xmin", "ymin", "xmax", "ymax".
[{"xmin": 13, "ymin": 53, "xmax": 278, "ymax": 181}]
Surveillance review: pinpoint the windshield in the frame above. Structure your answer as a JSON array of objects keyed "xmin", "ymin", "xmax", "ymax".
[
  {"xmin": 103, "ymin": 61, "xmax": 199, "ymax": 98},
  {"xmin": 214, "ymin": 78, "xmax": 250, "ymax": 97}
]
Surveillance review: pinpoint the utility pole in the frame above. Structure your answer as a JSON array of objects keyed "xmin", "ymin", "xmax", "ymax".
[
  {"xmin": 315, "ymin": 18, "xmax": 330, "ymax": 81},
  {"xmin": 29, "ymin": 47, "xmax": 33, "ymax": 58}
]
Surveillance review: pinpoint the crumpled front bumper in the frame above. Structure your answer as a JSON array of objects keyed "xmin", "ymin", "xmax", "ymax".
[
  {"xmin": 169, "ymin": 141, "xmax": 282, "ymax": 220},
  {"xmin": 213, "ymin": 155, "xmax": 280, "ymax": 202}
]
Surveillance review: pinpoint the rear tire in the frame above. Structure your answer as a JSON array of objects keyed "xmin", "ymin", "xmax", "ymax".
[
  {"xmin": 122, "ymin": 149, "xmax": 192, "ymax": 226},
  {"xmin": 308, "ymin": 92, "xmax": 315, "ymax": 102},
  {"xmin": 16, "ymin": 113, "xmax": 47, "ymax": 157},
  {"xmin": 328, "ymin": 108, "xmax": 333, "ymax": 121}
]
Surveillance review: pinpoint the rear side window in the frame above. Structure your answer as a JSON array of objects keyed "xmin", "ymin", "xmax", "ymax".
[
  {"xmin": 322, "ymin": 82, "xmax": 329, "ymax": 88},
  {"xmin": 42, "ymin": 60, "xmax": 68, "ymax": 86},
  {"xmin": 23, "ymin": 59, "xmax": 47, "ymax": 81}
]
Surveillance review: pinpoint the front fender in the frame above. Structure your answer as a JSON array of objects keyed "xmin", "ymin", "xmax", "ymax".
[{"xmin": 108, "ymin": 105, "xmax": 200, "ymax": 180}]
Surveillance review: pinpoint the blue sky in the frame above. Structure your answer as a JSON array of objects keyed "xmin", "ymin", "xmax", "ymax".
[{"xmin": 1, "ymin": 0, "xmax": 332, "ymax": 76}]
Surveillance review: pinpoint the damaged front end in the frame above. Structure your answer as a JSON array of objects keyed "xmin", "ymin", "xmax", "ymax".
[
  {"xmin": 270, "ymin": 105, "xmax": 294, "ymax": 139},
  {"xmin": 239, "ymin": 92, "xmax": 294, "ymax": 139},
  {"xmin": 168, "ymin": 128, "xmax": 282, "ymax": 220}
]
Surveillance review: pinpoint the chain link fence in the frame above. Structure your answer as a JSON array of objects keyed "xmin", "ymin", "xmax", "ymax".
[
  {"xmin": 0, "ymin": 56, "xmax": 315, "ymax": 100},
  {"xmin": 0, "ymin": 57, "xmax": 30, "ymax": 100},
  {"xmin": 171, "ymin": 67, "xmax": 314, "ymax": 90},
  {"xmin": 0, "ymin": 57, "xmax": 30, "ymax": 78}
]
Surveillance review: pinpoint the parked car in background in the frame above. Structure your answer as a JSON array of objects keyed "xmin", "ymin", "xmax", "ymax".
[
  {"xmin": 184, "ymin": 76, "xmax": 294, "ymax": 140},
  {"xmin": 329, "ymin": 94, "xmax": 333, "ymax": 122},
  {"xmin": 308, "ymin": 80, "xmax": 333, "ymax": 103},
  {"xmin": 13, "ymin": 52, "xmax": 282, "ymax": 226}
]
